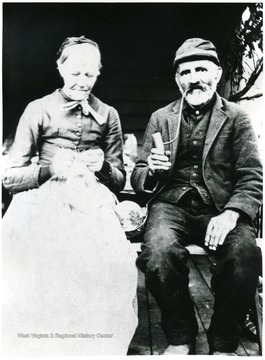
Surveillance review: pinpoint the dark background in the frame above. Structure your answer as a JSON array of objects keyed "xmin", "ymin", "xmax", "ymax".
[{"xmin": 3, "ymin": 2, "xmax": 247, "ymax": 142}]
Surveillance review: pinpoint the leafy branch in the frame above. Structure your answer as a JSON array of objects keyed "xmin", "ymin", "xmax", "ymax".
[
  {"xmin": 228, "ymin": 57, "xmax": 263, "ymax": 101},
  {"xmin": 225, "ymin": 3, "xmax": 263, "ymax": 102}
]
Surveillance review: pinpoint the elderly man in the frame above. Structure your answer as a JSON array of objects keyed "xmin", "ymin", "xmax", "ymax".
[{"xmin": 131, "ymin": 38, "xmax": 262, "ymax": 355}]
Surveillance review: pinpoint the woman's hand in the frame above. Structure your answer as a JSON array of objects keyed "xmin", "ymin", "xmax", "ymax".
[
  {"xmin": 51, "ymin": 148, "xmax": 75, "ymax": 178},
  {"xmin": 81, "ymin": 149, "xmax": 105, "ymax": 173}
]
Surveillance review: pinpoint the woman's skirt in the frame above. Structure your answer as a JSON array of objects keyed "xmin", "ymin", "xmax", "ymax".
[{"xmin": 2, "ymin": 174, "xmax": 138, "ymax": 356}]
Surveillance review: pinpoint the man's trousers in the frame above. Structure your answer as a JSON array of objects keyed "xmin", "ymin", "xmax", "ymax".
[{"xmin": 136, "ymin": 196, "xmax": 261, "ymax": 352}]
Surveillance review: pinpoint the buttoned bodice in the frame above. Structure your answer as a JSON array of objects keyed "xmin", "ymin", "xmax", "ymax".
[{"xmin": 3, "ymin": 90, "xmax": 125, "ymax": 193}]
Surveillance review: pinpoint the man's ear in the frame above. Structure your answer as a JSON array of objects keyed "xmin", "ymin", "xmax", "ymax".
[
  {"xmin": 175, "ymin": 73, "xmax": 181, "ymax": 89},
  {"xmin": 216, "ymin": 66, "xmax": 223, "ymax": 83}
]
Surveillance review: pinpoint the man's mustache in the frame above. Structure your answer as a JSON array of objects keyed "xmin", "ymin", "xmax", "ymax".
[{"xmin": 186, "ymin": 84, "xmax": 206, "ymax": 93}]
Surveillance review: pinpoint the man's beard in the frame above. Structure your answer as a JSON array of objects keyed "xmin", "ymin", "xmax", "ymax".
[{"xmin": 183, "ymin": 84, "xmax": 216, "ymax": 108}]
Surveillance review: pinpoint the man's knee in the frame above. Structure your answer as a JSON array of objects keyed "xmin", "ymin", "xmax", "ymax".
[
  {"xmin": 221, "ymin": 220, "xmax": 261, "ymax": 267},
  {"xmin": 136, "ymin": 232, "xmax": 189, "ymax": 277},
  {"xmin": 228, "ymin": 229, "xmax": 261, "ymax": 265},
  {"xmin": 212, "ymin": 237, "xmax": 261, "ymax": 290},
  {"xmin": 232, "ymin": 242, "xmax": 261, "ymax": 282}
]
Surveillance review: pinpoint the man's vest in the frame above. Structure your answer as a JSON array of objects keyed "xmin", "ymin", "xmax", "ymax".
[{"xmin": 157, "ymin": 106, "xmax": 214, "ymax": 205}]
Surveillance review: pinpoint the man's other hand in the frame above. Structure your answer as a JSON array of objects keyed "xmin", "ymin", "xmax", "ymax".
[{"xmin": 204, "ymin": 210, "xmax": 240, "ymax": 251}]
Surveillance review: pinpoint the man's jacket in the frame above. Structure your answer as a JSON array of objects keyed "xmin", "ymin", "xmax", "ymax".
[{"xmin": 131, "ymin": 93, "xmax": 263, "ymax": 221}]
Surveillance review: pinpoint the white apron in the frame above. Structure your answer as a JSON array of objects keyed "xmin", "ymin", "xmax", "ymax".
[{"xmin": 2, "ymin": 166, "xmax": 138, "ymax": 356}]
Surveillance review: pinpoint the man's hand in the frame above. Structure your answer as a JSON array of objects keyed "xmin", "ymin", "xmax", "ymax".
[
  {"xmin": 148, "ymin": 148, "xmax": 171, "ymax": 175},
  {"xmin": 205, "ymin": 210, "xmax": 240, "ymax": 251}
]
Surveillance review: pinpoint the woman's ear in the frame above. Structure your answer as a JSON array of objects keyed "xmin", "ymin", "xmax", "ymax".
[{"xmin": 57, "ymin": 61, "xmax": 64, "ymax": 78}]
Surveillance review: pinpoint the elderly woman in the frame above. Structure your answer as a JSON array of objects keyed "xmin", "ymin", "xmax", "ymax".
[{"xmin": 2, "ymin": 36, "xmax": 138, "ymax": 356}]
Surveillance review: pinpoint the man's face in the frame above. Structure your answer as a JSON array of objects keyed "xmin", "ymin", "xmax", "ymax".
[
  {"xmin": 58, "ymin": 45, "xmax": 100, "ymax": 101},
  {"xmin": 175, "ymin": 60, "xmax": 222, "ymax": 107}
]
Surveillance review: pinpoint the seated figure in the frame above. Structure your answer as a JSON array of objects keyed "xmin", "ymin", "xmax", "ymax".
[
  {"xmin": 131, "ymin": 38, "xmax": 263, "ymax": 355},
  {"xmin": 2, "ymin": 36, "xmax": 138, "ymax": 356}
]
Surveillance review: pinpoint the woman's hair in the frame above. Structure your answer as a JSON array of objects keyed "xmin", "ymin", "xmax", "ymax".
[{"xmin": 57, "ymin": 36, "xmax": 102, "ymax": 69}]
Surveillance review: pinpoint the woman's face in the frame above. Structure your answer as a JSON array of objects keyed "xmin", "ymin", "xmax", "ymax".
[{"xmin": 58, "ymin": 44, "xmax": 101, "ymax": 101}]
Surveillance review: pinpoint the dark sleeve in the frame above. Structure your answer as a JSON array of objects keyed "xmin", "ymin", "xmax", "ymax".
[
  {"xmin": 95, "ymin": 107, "xmax": 126, "ymax": 194},
  {"xmin": 223, "ymin": 110, "xmax": 263, "ymax": 221},
  {"xmin": 3, "ymin": 101, "xmax": 43, "ymax": 193},
  {"xmin": 38, "ymin": 165, "xmax": 53, "ymax": 185}
]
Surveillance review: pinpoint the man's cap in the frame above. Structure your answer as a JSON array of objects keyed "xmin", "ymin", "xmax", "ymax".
[{"xmin": 173, "ymin": 38, "xmax": 220, "ymax": 69}]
